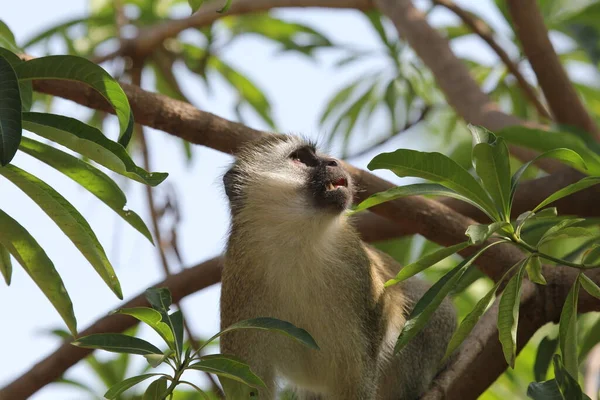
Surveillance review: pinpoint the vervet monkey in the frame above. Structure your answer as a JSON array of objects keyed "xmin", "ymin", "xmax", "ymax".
[{"xmin": 220, "ymin": 134, "xmax": 456, "ymax": 399}]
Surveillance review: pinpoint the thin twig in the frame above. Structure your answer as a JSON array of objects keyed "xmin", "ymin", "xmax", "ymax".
[{"xmin": 432, "ymin": 0, "xmax": 552, "ymax": 120}]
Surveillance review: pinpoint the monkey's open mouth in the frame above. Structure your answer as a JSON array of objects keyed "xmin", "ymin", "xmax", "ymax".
[{"xmin": 325, "ymin": 177, "xmax": 348, "ymax": 191}]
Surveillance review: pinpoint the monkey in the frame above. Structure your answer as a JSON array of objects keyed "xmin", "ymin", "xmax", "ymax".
[{"xmin": 219, "ymin": 134, "xmax": 456, "ymax": 399}]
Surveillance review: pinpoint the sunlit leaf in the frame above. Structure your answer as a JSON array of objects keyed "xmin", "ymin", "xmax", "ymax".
[
  {"xmin": 19, "ymin": 136, "xmax": 153, "ymax": 242},
  {"xmin": 112, "ymin": 307, "xmax": 175, "ymax": 349},
  {"xmin": 14, "ymin": 56, "xmax": 134, "ymax": 147},
  {"xmin": 0, "ymin": 209, "xmax": 76, "ymax": 334},
  {"xmin": 22, "ymin": 112, "xmax": 167, "ymax": 186},
  {"xmin": 0, "ymin": 20, "xmax": 21, "ymax": 53},
  {"xmin": 368, "ymin": 149, "xmax": 498, "ymax": 220},
  {"xmin": 190, "ymin": 354, "xmax": 266, "ymax": 388},
  {"xmin": 0, "ymin": 243, "xmax": 11, "ymax": 285},
  {"xmin": 525, "ymin": 256, "xmax": 546, "ymax": 285},
  {"xmin": 579, "ymin": 273, "xmax": 600, "ymax": 299},
  {"xmin": 145, "ymin": 288, "xmax": 184, "ymax": 357},
  {"xmin": 538, "ymin": 218, "xmax": 595, "ymax": 246},
  {"xmin": 205, "ymin": 317, "xmax": 319, "ymax": 351},
  {"xmin": 104, "ymin": 373, "xmax": 164, "ymax": 399},
  {"xmin": 465, "ymin": 221, "xmax": 511, "ymax": 245},
  {"xmin": 73, "ymin": 333, "xmax": 163, "ymax": 355},
  {"xmin": 188, "ymin": 0, "xmax": 204, "ymax": 13},
  {"xmin": 0, "ymin": 52, "xmax": 22, "ymax": 165},
  {"xmin": 534, "ymin": 177, "xmax": 600, "ymax": 212},
  {"xmin": 0, "ymin": 164, "xmax": 122, "ymax": 299},
  {"xmin": 498, "ymin": 262, "xmax": 526, "ymax": 368},
  {"xmin": 351, "ymin": 183, "xmax": 489, "ymax": 216},
  {"xmin": 385, "ymin": 241, "xmax": 469, "ymax": 287},
  {"xmin": 558, "ymin": 278, "xmax": 580, "ymax": 379}
]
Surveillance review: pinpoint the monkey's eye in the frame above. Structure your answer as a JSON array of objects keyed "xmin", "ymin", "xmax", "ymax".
[{"xmin": 289, "ymin": 147, "xmax": 318, "ymax": 167}]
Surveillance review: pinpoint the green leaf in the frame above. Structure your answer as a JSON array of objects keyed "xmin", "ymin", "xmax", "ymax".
[
  {"xmin": 190, "ymin": 354, "xmax": 266, "ymax": 388},
  {"xmin": 217, "ymin": 0, "xmax": 232, "ymax": 12},
  {"xmin": 0, "ymin": 20, "xmax": 21, "ymax": 53},
  {"xmin": 385, "ymin": 241, "xmax": 469, "ymax": 287},
  {"xmin": 144, "ymin": 288, "xmax": 184, "ymax": 357},
  {"xmin": 395, "ymin": 243, "xmax": 499, "ymax": 354},
  {"xmin": 0, "ymin": 48, "xmax": 33, "ymax": 111},
  {"xmin": 208, "ymin": 317, "xmax": 319, "ymax": 351},
  {"xmin": 188, "ymin": 0, "xmax": 204, "ymax": 12},
  {"xmin": 498, "ymin": 262, "xmax": 526, "ymax": 368},
  {"xmin": 0, "ymin": 164, "xmax": 122, "ymax": 299},
  {"xmin": 534, "ymin": 177, "xmax": 600, "ymax": 213},
  {"xmin": 143, "ymin": 353, "xmax": 170, "ymax": 368},
  {"xmin": 553, "ymin": 354, "xmax": 591, "ymax": 400},
  {"xmin": 537, "ymin": 218, "xmax": 586, "ymax": 246},
  {"xmin": 497, "ymin": 126, "xmax": 600, "ymax": 175},
  {"xmin": 318, "ymin": 76, "xmax": 365, "ymax": 125},
  {"xmin": 364, "ymin": 11, "xmax": 390, "ymax": 46},
  {"xmin": 527, "ymin": 379, "xmax": 563, "ymax": 400},
  {"xmin": 583, "ymin": 245, "xmax": 600, "ymax": 266},
  {"xmin": 22, "ymin": 112, "xmax": 167, "ymax": 186},
  {"xmin": 0, "ymin": 243, "xmax": 12, "ymax": 285},
  {"xmin": 112, "ymin": 307, "xmax": 175, "ymax": 349},
  {"xmin": 0, "ymin": 209, "xmax": 76, "ymax": 334},
  {"xmin": 510, "ymin": 148, "xmax": 587, "ymax": 206},
  {"xmin": 579, "ymin": 274, "xmax": 600, "ymax": 298},
  {"xmin": 171, "ymin": 310, "xmax": 184, "ymax": 358},
  {"xmin": 465, "ymin": 221, "xmax": 511, "ymax": 245},
  {"xmin": 14, "ymin": 56, "xmax": 134, "ymax": 147},
  {"xmin": 368, "ymin": 149, "xmax": 498, "ymax": 220},
  {"xmin": 210, "ymin": 58, "xmax": 275, "ymax": 129},
  {"xmin": 558, "ymin": 278, "xmax": 580, "ymax": 379},
  {"xmin": 73, "ymin": 333, "xmax": 163, "ymax": 355},
  {"xmin": 143, "ymin": 377, "xmax": 168, "ymax": 400},
  {"xmin": 534, "ymin": 336, "xmax": 559, "ymax": 382},
  {"xmin": 19, "ymin": 136, "xmax": 153, "ymax": 242},
  {"xmin": 350, "ymin": 183, "xmax": 490, "ymax": 217},
  {"xmin": 104, "ymin": 373, "xmax": 163, "ymax": 399},
  {"xmin": 525, "ymin": 256, "xmax": 546, "ymax": 285},
  {"xmin": 0, "ymin": 52, "xmax": 22, "ymax": 165},
  {"xmin": 145, "ymin": 287, "xmax": 173, "ymax": 312},
  {"xmin": 469, "ymin": 126, "xmax": 512, "ymax": 218}
]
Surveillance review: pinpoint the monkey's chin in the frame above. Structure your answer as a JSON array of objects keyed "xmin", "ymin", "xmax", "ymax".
[{"xmin": 314, "ymin": 186, "xmax": 352, "ymax": 213}]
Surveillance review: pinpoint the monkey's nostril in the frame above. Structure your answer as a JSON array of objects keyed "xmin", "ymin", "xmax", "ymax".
[{"xmin": 327, "ymin": 159, "xmax": 338, "ymax": 167}]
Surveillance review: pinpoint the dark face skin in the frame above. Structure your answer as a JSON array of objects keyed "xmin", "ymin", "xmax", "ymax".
[{"xmin": 289, "ymin": 145, "xmax": 352, "ymax": 213}]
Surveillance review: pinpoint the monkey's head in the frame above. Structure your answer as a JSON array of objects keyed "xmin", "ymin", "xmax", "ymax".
[{"xmin": 223, "ymin": 135, "xmax": 353, "ymax": 219}]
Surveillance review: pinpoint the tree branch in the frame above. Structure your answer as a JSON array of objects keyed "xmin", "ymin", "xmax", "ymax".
[
  {"xmin": 0, "ymin": 257, "xmax": 224, "ymax": 400},
  {"xmin": 432, "ymin": 0, "xmax": 551, "ymax": 120},
  {"xmin": 506, "ymin": 0, "xmax": 599, "ymax": 139}
]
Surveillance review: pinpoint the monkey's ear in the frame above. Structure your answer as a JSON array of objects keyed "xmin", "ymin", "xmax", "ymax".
[{"xmin": 223, "ymin": 167, "xmax": 241, "ymax": 201}]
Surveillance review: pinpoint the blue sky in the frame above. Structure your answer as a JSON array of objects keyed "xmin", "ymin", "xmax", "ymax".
[{"xmin": 0, "ymin": 1, "xmax": 507, "ymax": 398}]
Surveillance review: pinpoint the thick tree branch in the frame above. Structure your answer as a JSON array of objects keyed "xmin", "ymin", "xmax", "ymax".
[
  {"xmin": 432, "ymin": 0, "xmax": 551, "ymax": 120},
  {"xmin": 0, "ymin": 257, "xmax": 224, "ymax": 400},
  {"xmin": 506, "ymin": 0, "xmax": 599, "ymax": 139}
]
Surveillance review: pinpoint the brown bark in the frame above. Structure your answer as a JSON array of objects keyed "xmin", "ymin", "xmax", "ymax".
[{"xmin": 506, "ymin": 0, "xmax": 599, "ymax": 138}]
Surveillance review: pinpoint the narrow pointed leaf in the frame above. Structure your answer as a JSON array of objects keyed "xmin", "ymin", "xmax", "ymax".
[
  {"xmin": 534, "ymin": 177, "xmax": 600, "ymax": 212},
  {"xmin": 583, "ymin": 245, "xmax": 600, "ymax": 266},
  {"xmin": 558, "ymin": 279, "xmax": 580, "ymax": 379},
  {"xmin": 498, "ymin": 262, "xmax": 526, "ymax": 368},
  {"xmin": 207, "ymin": 317, "xmax": 319, "ymax": 351},
  {"xmin": 0, "ymin": 53, "xmax": 22, "ymax": 165},
  {"xmin": 0, "ymin": 243, "xmax": 12, "ymax": 285},
  {"xmin": 534, "ymin": 336, "xmax": 559, "ymax": 382},
  {"xmin": 104, "ymin": 373, "xmax": 163, "ymax": 399},
  {"xmin": 469, "ymin": 126, "xmax": 511, "ymax": 218},
  {"xmin": 143, "ymin": 377, "xmax": 167, "ymax": 400},
  {"xmin": 368, "ymin": 149, "xmax": 498, "ymax": 220},
  {"xmin": 395, "ymin": 243, "xmax": 499, "ymax": 354},
  {"xmin": 145, "ymin": 288, "xmax": 173, "ymax": 312},
  {"xmin": 510, "ymin": 149, "xmax": 587, "ymax": 205},
  {"xmin": 525, "ymin": 256, "xmax": 546, "ymax": 285},
  {"xmin": 0, "ymin": 209, "xmax": 76, "ymax": 334},
  {"xmin": 497, "ymin": 126, "xmax": 600, "ymax": 175},
  {"xmin": 112, "ymin": 307, "xmax": 174, "ymax": 348},
  {"xmin": 553, "ymin": 354, "xmax": 591, "ymax": 400},
  {"xmin": 73, "ymin": 333, "xmax": 163, "ymax": 355},
  {"xmin": 22, "ymin": 112, "xmax": 167, "ymax": 186},
  {"xmin": 385, "ymin": 241, "xmax": 469, "ymax": 287},
  {"xmin": 0, "ymin": 164, "xmax": 122, "ymax": 298},
  {"xmin": 350, "ymin": 183, "xmax": 489, "ymax": 216},
  {"xmin": 188, "ymin": 0, "xmax": 204, "ymax": 12},
  {"xmin": 190, "ymin": 354, "xmax": 265, "ymax": 388},
  {"xmin": 579, "ymin": 274, "xmax": 600, "ymax": 299},
  {"xmin": 171, "ymin": 310, "xmax": 184, "ymax": 358},
  {"xmin": 19, "ymin": 137, "xmax": 153, "ymax": 242},
  {"xmin": 0, "ymin": 20, "xmax": 21, "ymax": 53},
  {"xmin": 465, "ymin": 221, "xmax": 510, "ymax": 245},
  {"xmin": 537, "ymin": 218, "xmax": 586, "ymax": 246},
  {"xmin": 144, "ymin": 288, "xmax": 183, "ymax": 357},
  {"xmin": 14, "ymin": 56, "xmax": 133, "ymax": 147}
]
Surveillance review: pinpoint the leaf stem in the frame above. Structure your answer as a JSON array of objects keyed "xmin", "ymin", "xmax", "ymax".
[{"xmin": 513, "ymin": 238, "xmax": 587, "ymax": 269}]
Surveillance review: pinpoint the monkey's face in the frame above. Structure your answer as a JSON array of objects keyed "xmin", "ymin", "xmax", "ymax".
[{"xmin": 223, "ymin": 136, "xmax": 354, "ymax": 217}]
